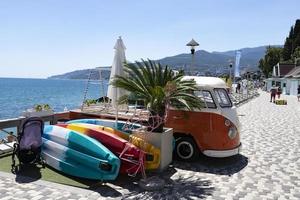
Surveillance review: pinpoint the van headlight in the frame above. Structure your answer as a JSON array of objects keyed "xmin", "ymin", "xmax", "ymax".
[
  {"xmin": 228, "ymin": 127, "xmax": 237, "ymax": 139},
  {"xmin": 224, "ymin": 119, "xmax": 231, "ymax": 127}
]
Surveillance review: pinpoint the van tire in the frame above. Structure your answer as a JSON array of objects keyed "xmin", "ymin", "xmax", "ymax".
[{"xmin": 175, "ymin": 136, "xmax": 199, "ymax": 161}]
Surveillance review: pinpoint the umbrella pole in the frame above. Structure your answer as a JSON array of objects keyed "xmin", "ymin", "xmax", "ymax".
[
  {"xmin": 115, "ymin": 104, "xmax": 119, "ymax": 128},
  {"xmin": 99, "ymin": 68, "xmax": 105, "ymax": 103},
  {"xmin": 115, "ymin": 87, "xmax": 118, "ymax": 128}
]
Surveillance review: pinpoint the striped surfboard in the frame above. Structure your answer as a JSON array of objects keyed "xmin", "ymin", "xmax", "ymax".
[
  {"xmin": 42, "ymin": 125, "xmax": 120, "ymax": 180},
  {"xmin": 66, "ymin": 119, "xmax": 161, "ymax": 170}
]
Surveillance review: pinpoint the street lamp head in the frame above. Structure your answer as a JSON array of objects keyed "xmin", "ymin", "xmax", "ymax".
[{"xmin": 186, "ymin": 39, "xmax": 199, "ymax": 55}]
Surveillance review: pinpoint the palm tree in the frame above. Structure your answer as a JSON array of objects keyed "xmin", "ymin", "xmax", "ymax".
[{"xmin": 112, "ymin": 59, "xmax": 202, "ymax": 133}]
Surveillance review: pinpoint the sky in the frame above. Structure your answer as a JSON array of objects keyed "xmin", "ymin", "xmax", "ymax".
[{"xmin": 0, "ymin": 0, "xmax": 299, "ymax": 78}]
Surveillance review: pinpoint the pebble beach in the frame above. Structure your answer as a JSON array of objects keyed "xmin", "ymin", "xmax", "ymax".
[{"xmin": 0, "ymin": 90, "xmax": 300, "ymax": 199}]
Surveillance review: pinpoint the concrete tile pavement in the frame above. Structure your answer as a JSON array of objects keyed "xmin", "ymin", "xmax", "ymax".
[{"xmin": 0, "ymin": 90, "xmax": 300, "ymax": 199}]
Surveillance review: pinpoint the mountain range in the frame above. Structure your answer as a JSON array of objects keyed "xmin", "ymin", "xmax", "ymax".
[{"xmin": 48, "ymin": 45, "xmax": 278, "ymax": 80}]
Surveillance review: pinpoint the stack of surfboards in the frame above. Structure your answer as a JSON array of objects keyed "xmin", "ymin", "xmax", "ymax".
[
  {"xmin": 66, "ymin": 119, "xmax": 161, "ymax": 170},
  {"xmin": 57, "ymin": 123, "xmax": 144, "ymax": 175},
  {"xmin": 42, "ymin": 125, "xmax": 120, "ymax": 180},
  {"xmin": 42, "ymin": 119, "xmax": 161, "ymax": 180}
]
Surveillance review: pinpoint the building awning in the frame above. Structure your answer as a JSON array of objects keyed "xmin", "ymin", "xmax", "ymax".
[
  {"xmin": 272, "ymin": 63, "xmax": 295, "ymax": 77},
  {"xmin": 284, "ymin": 66, "xmax": 300, "ymax": 78}
]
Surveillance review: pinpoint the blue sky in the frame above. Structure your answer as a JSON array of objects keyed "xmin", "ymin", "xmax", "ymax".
[{"xmin": 0, "ymin": 0, "xmax": 299, "ymax": 78}]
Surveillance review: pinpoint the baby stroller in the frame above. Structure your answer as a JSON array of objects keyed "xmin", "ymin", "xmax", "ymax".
[{"xmin": 11, "ymin": 117, "xmax": 45, "ymax": 173}]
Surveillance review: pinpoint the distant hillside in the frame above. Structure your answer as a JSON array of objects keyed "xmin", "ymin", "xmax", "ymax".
[
  {"xmin": 49, "ymin": 67, "xmax": 111, "ymax": 80},
  {"xmin": 159, "ymin": 45, "xmax": 282, "ymax": 73},
  {"xmin": 48, "ymin": 45, "xmax": 280, "ymax": 79},
  {"xmin": 159, "ymin": 50, "xmax": 231, "ymax": 71}
]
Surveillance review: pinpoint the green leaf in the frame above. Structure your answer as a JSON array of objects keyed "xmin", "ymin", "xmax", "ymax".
[{"xmin": 111, "ymin": 59, "xmax": 202, "ymax": 132}]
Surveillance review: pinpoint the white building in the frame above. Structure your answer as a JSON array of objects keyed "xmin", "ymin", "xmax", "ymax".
[{"xmin": 266, "ymin": 63, "xmax": 300, "ymax": 95}]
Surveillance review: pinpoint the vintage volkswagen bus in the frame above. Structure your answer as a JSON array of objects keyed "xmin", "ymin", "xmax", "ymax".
[{"xmin": 166, "ymin": 76, "xmax": 242, "ymax": 161}]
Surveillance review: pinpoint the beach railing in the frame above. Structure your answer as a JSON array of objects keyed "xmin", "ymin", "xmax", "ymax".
[
  {"xmin": 230, "ymin": 88, "xmax": 259, "ymax": 106},
  {"xmin": 0, "ymin": 112, "xmax": 70, "ymax": 155},
  {"xmin": 0, "ymin": 112, "xmax": 70, "ymax": 133}
]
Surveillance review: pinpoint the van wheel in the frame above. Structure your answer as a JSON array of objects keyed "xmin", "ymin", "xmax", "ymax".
[{"xmin": 175, "ymin": 137, "xmax": 199, "ymax": 161}]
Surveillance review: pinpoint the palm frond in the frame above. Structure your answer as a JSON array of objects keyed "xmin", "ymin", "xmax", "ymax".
[{"xmin": 112, "ymin": 59, "xmax": 202, "ymax": 117}]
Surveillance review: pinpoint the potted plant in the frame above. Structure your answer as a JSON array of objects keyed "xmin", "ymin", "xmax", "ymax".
[
  {"xmin": 112, "ymin": 59, "xmax": 201, "ymax": 171},
  {"xmin": 22, "ymin": 104, "xmax": 54, "ymax": 117}
]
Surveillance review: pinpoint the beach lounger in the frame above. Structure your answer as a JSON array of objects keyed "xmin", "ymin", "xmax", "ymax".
[{"xmin": 0, "ymin": 142, "xmax": 16, "ymax": 154}]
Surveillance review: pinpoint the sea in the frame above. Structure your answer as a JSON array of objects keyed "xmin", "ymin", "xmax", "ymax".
[{"xmin": 0, "ymin": 77, "xmax": 108, "ymax": 139}]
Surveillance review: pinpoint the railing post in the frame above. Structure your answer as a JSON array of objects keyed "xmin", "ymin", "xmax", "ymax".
[{"xmin": 51, "ymin": 114, "xmax": 58, "ymax": 125}]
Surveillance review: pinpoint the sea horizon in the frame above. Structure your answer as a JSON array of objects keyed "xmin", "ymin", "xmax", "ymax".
[
  {"xmin": 0, "ymin": 76, "xmax": 93, "ymax": 81},
  {"xmin": 0, "ymin": 78, "xmax": 108, "ymax": 120}
]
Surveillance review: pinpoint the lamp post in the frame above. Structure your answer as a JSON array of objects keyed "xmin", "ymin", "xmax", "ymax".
[
  {"xmin": 246, "ymin": 72, "xmax": 250, "ymax": 98},
  {"xmin": 229, "ymin": 63, "xmax": 233, "ymax": 82},
  {"xmin": 186, "ymin": 39, "xmax": 199, "ymax": 75}
]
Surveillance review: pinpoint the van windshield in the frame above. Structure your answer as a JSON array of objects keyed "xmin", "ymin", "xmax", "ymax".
[
  {"xmin": 214, "ymin": 88, "xmax": 232, "ymax": 108},
  {"xmin": 194, "ymin": 90, "xmax": 216, "ymax": 108}
]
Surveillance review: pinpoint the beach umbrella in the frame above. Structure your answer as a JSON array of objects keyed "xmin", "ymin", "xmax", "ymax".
[{"xmin": 107, "ymin": 36, "xmax": 127, "ymax": 108}]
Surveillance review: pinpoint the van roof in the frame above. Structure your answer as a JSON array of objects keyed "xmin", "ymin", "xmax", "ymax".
[{"xmin": 183, "ymin": 76, "xmax": 228, "ymax": 89}]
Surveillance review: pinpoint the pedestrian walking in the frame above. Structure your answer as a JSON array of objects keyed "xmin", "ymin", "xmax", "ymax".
[
  {"xmin": 236, "ymin": 82, "xmax": 241, "ymax": 93},
  {"xmin": 270, "ymin": 85, "xmax": 277, "ymax": 103},
  {"xmin": 277, "ymin": 86, "xmax": 282, "ymax": 99}
]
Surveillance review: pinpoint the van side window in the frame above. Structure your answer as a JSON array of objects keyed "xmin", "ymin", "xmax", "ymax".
[
  {"xmin": 214, "ymin": 88, "xmax": 232, "ymax": 108},
  {"xmin": 194, "ymin": 90, "xmax": 216, "ymax": 108}
]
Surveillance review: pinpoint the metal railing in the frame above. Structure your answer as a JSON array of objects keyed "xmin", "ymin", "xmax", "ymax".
[
  {"xmin": 229, "ymin": 87, "xmax": 259, "ymax": 106},
  {"xmin": 0, "ymin": 112, "xmax": 70, "ymax": 155}
]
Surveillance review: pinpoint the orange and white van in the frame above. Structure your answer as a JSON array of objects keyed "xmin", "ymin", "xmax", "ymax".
[{"xmin": 166, "ymin": 76, "xmax": 242, "ymax": 161}]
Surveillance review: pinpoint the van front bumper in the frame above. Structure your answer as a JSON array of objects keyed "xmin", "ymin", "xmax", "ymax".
[{"xmin": 203, "ymin": 143, "xmax": 242, "ymax": 158}]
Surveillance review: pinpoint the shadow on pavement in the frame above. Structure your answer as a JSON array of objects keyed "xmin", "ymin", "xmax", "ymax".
[
  {"xmin": 107, "ymin": 167, "xmax": 215, "ymax": 199},
  {"xmin": 54, "ymin": 154, "xmax": 242, "ymax": 198},
  {"xmin": 5, "ymin": 153, "xmax": 242, "ymax": 198},
  {"xmin": 88, "ymin": 181, "xmax": 125, "ymax": 198},
  {"xmin": 173, "ymin": 154, "xmax": 248, "ymax": 176}
]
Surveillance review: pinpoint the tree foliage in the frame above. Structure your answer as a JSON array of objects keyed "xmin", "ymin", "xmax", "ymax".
[
  {"xmin": 292, "ymin": 47, "xmax": 300, "ymax": 65},
  {"xmin": 259, "ymin": 19, "xmax": 300, "ymax": 77},
  {"xmin": 112, "ymin": 59, "xmax": 202, "ymax": 132},
  {"xmin": 258, "ymin": 47, "xmax": 282, "ymax": 78},
  {"xmin": 282, "ymin": 19, "xmax": 300, "ymax": 61},
  {"xmin": 282, "ymin": 37, "xmax": 293, "ymax": 61},
  {"xmin": 258, "ymin": 58, "xmax": 267, "ymax": 77}
]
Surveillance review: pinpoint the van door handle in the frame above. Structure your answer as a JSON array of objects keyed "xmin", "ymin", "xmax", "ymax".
[{"xmin": 173, "ymin": 116, "xmax": 183, "ymax": 119}]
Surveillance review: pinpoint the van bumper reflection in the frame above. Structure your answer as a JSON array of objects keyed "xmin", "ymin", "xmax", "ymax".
[{"xmin": 203, "ymin": 143, "xmax": 242, "ymax": 158}]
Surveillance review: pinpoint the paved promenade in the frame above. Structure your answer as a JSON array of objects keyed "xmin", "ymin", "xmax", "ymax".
[{"xmin": 0, "ymin": 90, "xmax": 300, "ymax": 199}]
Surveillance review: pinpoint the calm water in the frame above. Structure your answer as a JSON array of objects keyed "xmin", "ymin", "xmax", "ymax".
[{"xmin": 0, "ymin": 78, "xmax": 108, "ymax": 139}]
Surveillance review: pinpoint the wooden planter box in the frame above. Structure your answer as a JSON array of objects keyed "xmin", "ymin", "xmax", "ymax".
[{"xmin": 132, "ymin": 127, "xmax": 173, "ymax": 172}]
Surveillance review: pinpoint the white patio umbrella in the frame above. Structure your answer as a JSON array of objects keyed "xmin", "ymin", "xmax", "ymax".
[{"xmin": 107, "ymin": 36, "xmax": 127, "ymax": 108}]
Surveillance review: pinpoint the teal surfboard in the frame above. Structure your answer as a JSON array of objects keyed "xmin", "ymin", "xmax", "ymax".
[{"xmin": 42, "ymin": 125, "xmax": 120, "ymax": 180}]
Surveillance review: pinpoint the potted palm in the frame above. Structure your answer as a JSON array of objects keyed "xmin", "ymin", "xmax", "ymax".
[{"xmin": 112, "ymin": 59, "xmax": 201, "ymax": 170}]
